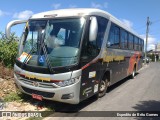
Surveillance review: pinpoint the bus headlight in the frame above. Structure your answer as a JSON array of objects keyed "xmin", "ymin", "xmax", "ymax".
[{"xmin": 55, "ymin": 76, "xmax": 81, "ymax": 87}]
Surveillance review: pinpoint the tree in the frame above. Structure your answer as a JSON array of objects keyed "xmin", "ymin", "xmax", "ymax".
[{"xmin": 0, "ymin": 32, "xmax": 18, "ymax": 67}]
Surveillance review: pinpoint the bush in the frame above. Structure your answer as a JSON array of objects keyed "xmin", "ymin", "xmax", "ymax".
[{"xmin": 0, "ymin": 32, "xmax": 18, "ymax": 67}]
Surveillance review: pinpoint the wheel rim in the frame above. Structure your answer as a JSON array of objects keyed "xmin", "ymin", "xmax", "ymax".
[
  {"xmin": 132, "ymin": 71, "xmax": 135, "ymax": 76},
  {"xmin": 100, "ymin": 81, "xmax": 106, "ymax": 92},
  {"xmin": 132, "ymin": 68, "xmax": 135, "ymax": 77}
]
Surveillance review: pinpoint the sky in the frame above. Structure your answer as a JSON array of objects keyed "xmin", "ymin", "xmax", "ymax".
[{"xmin": 0, "ymin": 0, "xmax": 160, "ymax": 50}]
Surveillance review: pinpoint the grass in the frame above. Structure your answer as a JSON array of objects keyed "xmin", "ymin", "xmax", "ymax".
[
  {"xmin": 3, "ymin": 91, "xmax": 23, "ymax": 102},
  {"xmin": 3, "ymin": 90, "xmax": 31, "ymax": 102},
  {"xmin": 26, "ymin": 117, "xmax": 44, "ymax": 120}
]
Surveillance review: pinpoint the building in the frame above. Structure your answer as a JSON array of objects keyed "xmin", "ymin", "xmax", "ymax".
[
  {"xmin": 147, "ymin": 43, "xmax": 160, "ymax": 61},
  {"xmin": 156, "ymin": 43, "xmax": 160, "ymax": 51}
]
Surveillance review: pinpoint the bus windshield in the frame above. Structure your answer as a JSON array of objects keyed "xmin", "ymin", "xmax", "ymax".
[{"xmin": 18, "ymin": 18, "xmax": 85, "ymax": 68}]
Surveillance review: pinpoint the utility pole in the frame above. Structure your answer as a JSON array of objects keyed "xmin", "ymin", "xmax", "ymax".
[
  {"xmin": 145, "ymin": 17, "xmax": 150, "ymax": 64},
  {"xmin": 155, "ymin": 43, "xmax": 157, "ymax": 62}
]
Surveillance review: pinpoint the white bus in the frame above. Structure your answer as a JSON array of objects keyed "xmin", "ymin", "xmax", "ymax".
[{"xmin": 6, "ymin": 8, "xmax": 144, "ymax": 104}]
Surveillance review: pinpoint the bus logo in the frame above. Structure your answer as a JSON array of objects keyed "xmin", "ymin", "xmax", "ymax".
[{"xmin": 32, "ymin": 82, "xmax": 39, "ymax": 87}]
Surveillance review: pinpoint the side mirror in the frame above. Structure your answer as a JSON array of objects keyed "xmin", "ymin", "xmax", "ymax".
[
  {"xmin": 89, "ymin": 17, "xmax": 98, "ymax": 42},
  {"xmin": 5, "ymin": 20, "xmax": 27, "ymax": 39}
]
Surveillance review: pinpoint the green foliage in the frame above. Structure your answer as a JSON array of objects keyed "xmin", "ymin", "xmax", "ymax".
[
  {"xmin": 147, "ymin": 54, "xmax": 155, "ymax": 62},
  {"xmin": 3, "ymin": 91, "xmax": 23, "ymax": 102},
  {"xmin": 0, "ymin": 32, "xmax": 18, "ymax": 67}
]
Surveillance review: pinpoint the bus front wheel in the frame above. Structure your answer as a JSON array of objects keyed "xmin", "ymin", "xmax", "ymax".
[{"xmin": 98, "ymin": 79, "xmax": 109, "ymax": 98}]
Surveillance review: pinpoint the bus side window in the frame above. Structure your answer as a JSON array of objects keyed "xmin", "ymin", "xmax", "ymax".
[
  {"xmin": 140, "ymin": 39, "xmax": 144, "ymax": 51},
  {"xmin": 142, "ymin": 39, "xmax": 144, "ymax": 51},
  {"xmin": 137, "ymin": 38, "xmax": 140, "ymax": 51},
  {"xmin": 107, "ymin": 24, "xmax": 120, "ymax": 48},
  {"xmin": 120, "ymin": 29, "xmax": 128, "ymax": 49},
  {"xmin": 128, "ymin": 33, "xmax": 134, "ymax": 50},
  {"xmin": 134, "ymin": 37, "xmax": 139, "ymax": 51},
  {"xmin": 138, "ymin": 39, "xmax": 142, "ymax": 51},
  {"xmin": 96, "ymin": 17, "xmax": 108, "ymax": 49},
  {"xmin": 81, "ymin": 16, "xmax": 108, "ymax": 58}
]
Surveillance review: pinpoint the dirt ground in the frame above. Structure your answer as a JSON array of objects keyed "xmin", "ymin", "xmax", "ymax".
[
  {"xmin": 0, "ymin": 78, "xmax": 16, "ymax": 98},
  {"xmin": 0, "ymin": 65, "xmax": 49, "ymax": 120},
  {"xmin": 0, "ymin": 62, "xmax": 16, "ymax": 99}
]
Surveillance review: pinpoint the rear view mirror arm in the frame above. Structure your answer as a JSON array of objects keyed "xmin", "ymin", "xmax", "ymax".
[{"xmin": 5, "ymin": 20, "xmax": 27, "ymax": 39}]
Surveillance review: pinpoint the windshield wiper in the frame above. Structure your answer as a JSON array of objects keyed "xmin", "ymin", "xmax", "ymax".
[
  {"xmin": 39, "ymin": 20, "xmax": 54, "ymax": 74},
  {"xmin": 40, "ymin": 41, "xmax": 54, "ymax": 74}
]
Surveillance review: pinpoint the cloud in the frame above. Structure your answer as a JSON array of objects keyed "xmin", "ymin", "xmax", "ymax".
[
  {"xmin": 148, "ymin": 44, "xmax": 155, "ymax": 51},
  {"xmin": 91, "ymin": 2, "xmax": 108, "ymax": 9},
  {"xmin": 0, "ymin": 10, "xmax": 9, "ymax": 17},
  {"xmin": 0, "ymin": 10, "xmax": 4, "ymax": 16},
  {"xmin": 121, "ymin": 19, "xmax": 133, "ymax": 29},
  {"xmin": 13, "ymin": 10, "xmax": 33, "ymax": 19},
  {"xmin": 140, "ymin": 34, "xmax": 156, "ymax": 50},
  {"xmin": 52, "ymin": 3, "xmax": 61, "ymax": 9},
  {"xmin": 91, "ymin": 2, "xmax": 102, "ymax": 9},
  {"xmin": 69, "ymin": 4, "xmax": 77, "ymax": 8}
]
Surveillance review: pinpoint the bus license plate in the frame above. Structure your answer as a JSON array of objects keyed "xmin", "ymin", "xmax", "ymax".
[{"xmin": 32, "ymin": 94, "xmax": 43, "ymax": 101}]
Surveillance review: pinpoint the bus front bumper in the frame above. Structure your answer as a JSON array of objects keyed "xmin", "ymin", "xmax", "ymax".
[{"xmin": 14, "ymin": 74, "xmax": 81, "ymax": 104}]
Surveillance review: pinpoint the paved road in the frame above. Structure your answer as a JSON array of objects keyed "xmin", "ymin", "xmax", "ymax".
[{"xmin": 44, "ymin": 62, "xmax": 160, "ymax": 120}]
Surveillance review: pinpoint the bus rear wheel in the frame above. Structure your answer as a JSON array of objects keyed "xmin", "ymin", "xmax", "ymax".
[{"xmin": 98, "ymin": 79, "xmax": 109, "ymax": 98}]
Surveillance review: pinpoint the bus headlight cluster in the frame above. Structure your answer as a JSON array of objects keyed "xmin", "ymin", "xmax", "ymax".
[{"xmin": 55, "ymin": 76, "xmax": 81, "ymax": 87}]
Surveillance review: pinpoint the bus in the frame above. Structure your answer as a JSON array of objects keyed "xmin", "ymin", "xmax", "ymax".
[{"xmin": 6, "ymin": 8, "xmax": 144, "ymax": 104}]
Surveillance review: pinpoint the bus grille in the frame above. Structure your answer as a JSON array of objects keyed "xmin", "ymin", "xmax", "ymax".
[
  {"xmin": 19, "ymin": 77, "xmax": 56, "ymax": 88},
  {"xmin": 21, "ymin": 86, "xmax": 55, "ymax": 98}
]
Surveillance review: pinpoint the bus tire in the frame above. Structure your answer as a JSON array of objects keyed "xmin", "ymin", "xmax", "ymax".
[
  {"xmin": 98, "ymin": 78, "xmax": 109, "ymax": 98},
  {"xmin": 130, "ymin": 66, "xmax": 136, "ymax": 79}
]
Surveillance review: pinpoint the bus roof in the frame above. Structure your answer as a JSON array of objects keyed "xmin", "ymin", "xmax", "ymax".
[{"xmin": 30, "ymin": 8, "xmax": 143, "ymax": 40}]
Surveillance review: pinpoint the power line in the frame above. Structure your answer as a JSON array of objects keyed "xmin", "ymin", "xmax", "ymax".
[
  {"xmin": 133, "ymin": 25, "xmax": 146, "ymax": 31},
  {"xmin": 149, "ymin": 30, "xmax": 160, "ymax": 35},
  {"xmin": 150, "ymin": 19, "xmax": 160, "ymax": 25},
  {"xmin": 145, "ymin": 18, "xmax": 160, "ymax": 38},
  {"xmin": 134, "ymin": 18, "xmax": 160, "ymax": 32}
]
